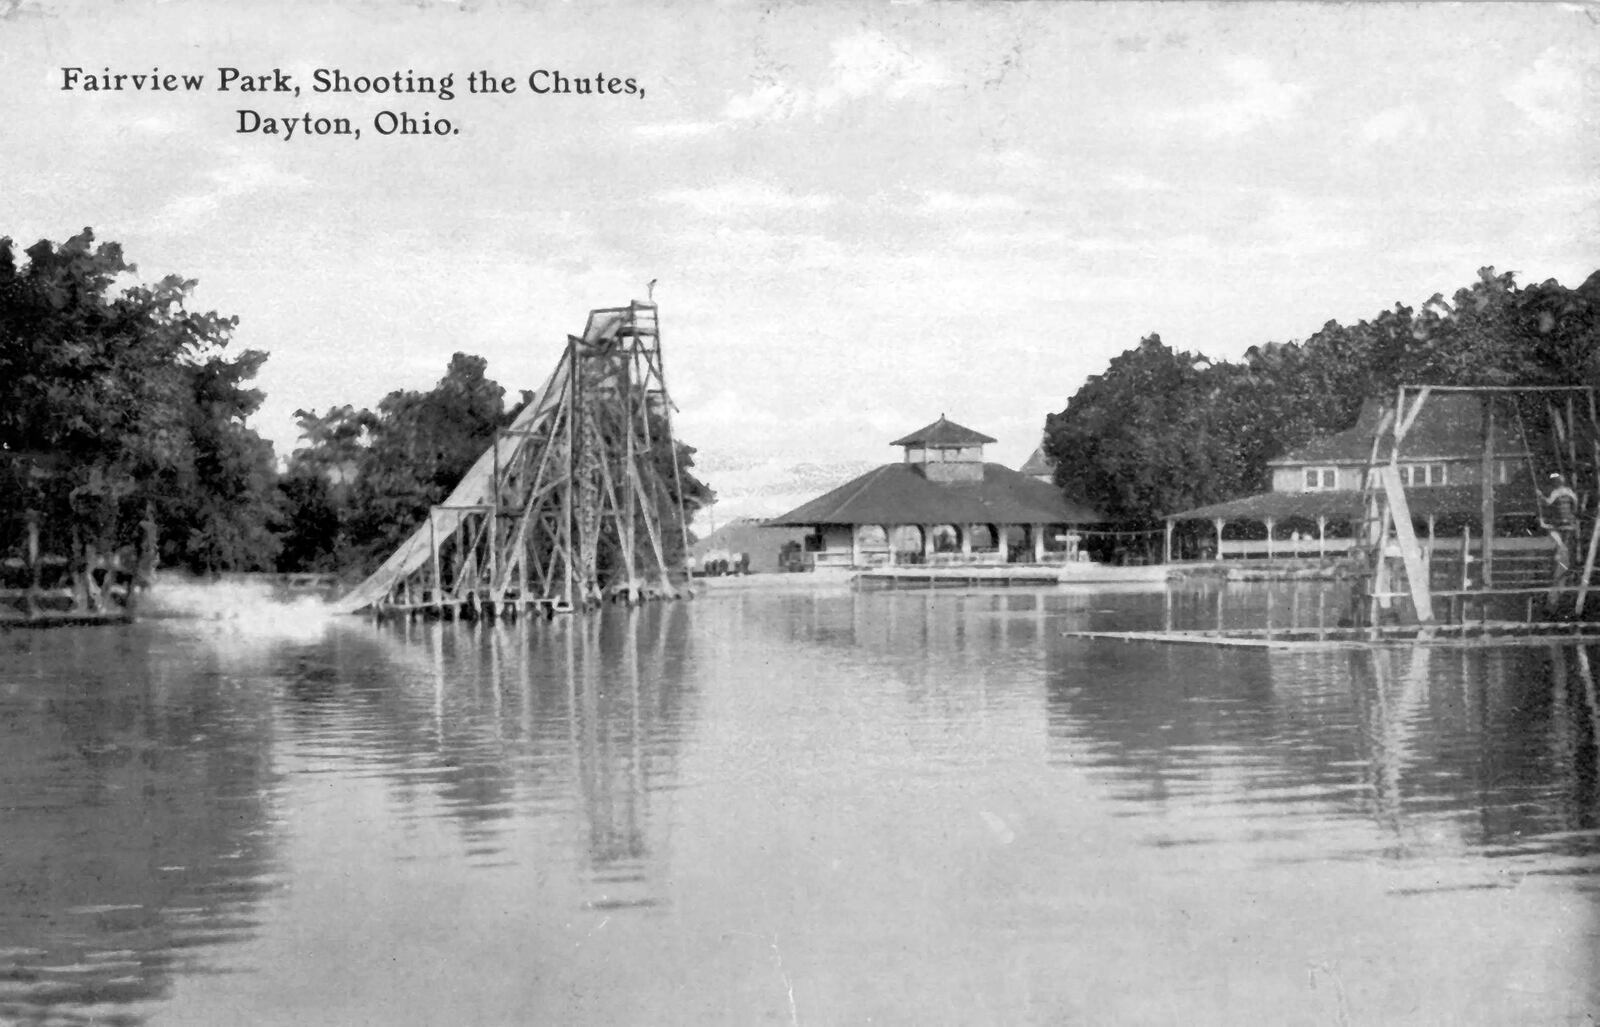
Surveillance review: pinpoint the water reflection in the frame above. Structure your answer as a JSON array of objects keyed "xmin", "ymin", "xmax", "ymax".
[
  {"xmin": 0, "ymin": 604, "xmax": 699, "ymax": 1025},
  {"xmin": 734, "ymin": 585, "xmax": 1600, "ymax": 873},
  {"xmin": 1046, "ymin": 622, "xmax": 1600, "ymax": 876},
  {"xmin": 0, "ymin": 626, "xmax": 281, "ymax": 1025},
  {"xmin": 290, "ymin": 605, "xmax": 697, "ymax": 905},
  {"xmin": 4, "ymin": 585, "xmax": 1599, "ymax": 1025},
  {"xmin": 1345, "ymin": 644, "xmax": 1600, "ymax": 862}
]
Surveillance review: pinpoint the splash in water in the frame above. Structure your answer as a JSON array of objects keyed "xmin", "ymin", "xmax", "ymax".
[{"xmin": 140, "ymin": 573, "xmax": 343, "ymax": 641}]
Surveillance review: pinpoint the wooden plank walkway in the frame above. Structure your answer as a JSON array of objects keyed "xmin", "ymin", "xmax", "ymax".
[
  {"xmin": 859, "ymin": 567, "xmax": 1064, "ymax": 587},
  {"xmin": 857, "ymin": 564, "xmax": 1170, "ymax": 588}
]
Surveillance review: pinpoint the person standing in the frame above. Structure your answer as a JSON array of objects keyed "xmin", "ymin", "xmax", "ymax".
[{"xmin": 1541, "ymin": 472, "xmax": 1581, "ymax": 577}]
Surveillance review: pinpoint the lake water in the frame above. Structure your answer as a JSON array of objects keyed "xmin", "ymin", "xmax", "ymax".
[{"xmin": 1, "ymin": 580, "xmax": 1597, "ymax": 1025}]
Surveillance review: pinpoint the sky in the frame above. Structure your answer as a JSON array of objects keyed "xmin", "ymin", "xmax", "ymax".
[{"xmin": 2, "ymin": 0, "xmax": 1596, "ymax": 528}]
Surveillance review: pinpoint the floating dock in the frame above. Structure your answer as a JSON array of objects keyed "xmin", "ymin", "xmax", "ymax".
[
  {"xmin": 857, "ymin": 563, "xmax": 1170, "ymax": 588},
  {"xmin": 1, "ymin": 588, "xmax": 136, "ymax": 628},
  {"xmin": 0, "ymin": 609, "xmax": 134, "ymax": 629}
]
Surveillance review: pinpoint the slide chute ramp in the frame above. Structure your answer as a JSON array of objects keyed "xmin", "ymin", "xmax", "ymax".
[{"xmin": 332, "ymin": 301, "xmax": 690, "ymax": 615}]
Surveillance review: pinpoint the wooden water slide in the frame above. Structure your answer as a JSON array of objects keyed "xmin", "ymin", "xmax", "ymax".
[{"xmin": 331, "ymin": 301, "xmax": 687, "ymax": 616}]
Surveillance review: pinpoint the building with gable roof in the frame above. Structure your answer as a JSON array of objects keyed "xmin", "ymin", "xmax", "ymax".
[
  {"xmin": 1165, "ymin": 394, "xmax": 1544, "ymax": 559},
  {"xmin": 768, "ymin": 415, "xmax": 1101, "ymax": 568},
  {"xmin": 1018, "ymin": 445, "xmax": 1055, "ymax": 484}
]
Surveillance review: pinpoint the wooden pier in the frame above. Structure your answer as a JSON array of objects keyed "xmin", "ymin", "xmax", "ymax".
[
  {"xmin": 1, "ymin": 527, "xmax": 145, "ymax": 629},
  {"xmin": 857, "ymin": 562, "xmax": 1171, "ymax": 588},
  {"xmin": 1070, "ymin": 384, "xmax": 1600, "ymax": 651},
  {"xmin": 0, "ymin": 605, "xmax": 134, "ymax": 629},
  {"xmin": 858, "ymin": 565, "xmax": 1067, "ymax": 588},
  {"xmin": 1065, "ymin": 621, "xmax": 1600, "ymax": 651}
]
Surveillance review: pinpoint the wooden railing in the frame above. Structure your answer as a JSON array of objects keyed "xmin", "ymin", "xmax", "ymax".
[
  {"xmin": 805, "ymin": 549, "xmax": 1066, "ymax": 568},
  {"xmin": 1215, "ymin": 536, "xmax": 1552, "ymax": 560},
  {"xmin": 1217, "ymin": 538, "xmax": 1355, "ymax": 559}
]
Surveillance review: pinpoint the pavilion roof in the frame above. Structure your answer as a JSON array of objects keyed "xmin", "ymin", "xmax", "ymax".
[
  {"xmin": 890, "ymin": 415, "xmax": 997, "ymax": 448},
  {"xmin": 1167, "ymin": 483, "xmax": 1540, "ymax": 523},
  {"xmin": 1269, "ymin": 395, "xmax": 1532, "ymax": 467},
  {"xmin": 689, "ymin": 519, "xmax": 809, "ymax": 557},
  {"xmin": 1018, "ymin": 445, "xmax": 1054, "ymax": 477},
  {"xmin": 768, "ymin": 462, "xmax": 1102, "ymax": 526}
]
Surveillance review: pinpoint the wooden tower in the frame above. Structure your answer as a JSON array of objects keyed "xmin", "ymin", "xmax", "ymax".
[
  {"xmin": 1356, "ymin": 384, "xmax": 1600, "ymax": 629},
  {"xmin": 334, "ymin": 301, "xmax": 692, "ymax": 617}
]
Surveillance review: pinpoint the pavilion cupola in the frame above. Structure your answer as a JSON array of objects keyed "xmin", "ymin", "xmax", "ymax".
[{"xmin": 891, "ymin": 415, "xmax": 995, "ymax": 484}]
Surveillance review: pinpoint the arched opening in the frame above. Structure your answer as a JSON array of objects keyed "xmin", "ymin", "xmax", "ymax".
[
  {"xmin": 890, "ymin": 525, "xmax": 925, "ymax": 561},
  {"xmin": 856, "ymin": 524, "xmax": 887, "ymax": 547},
  {"xmin": 852, "ymin": 523, "xmax": 890, "ymax": 566},
  {"xmin": 930, "ymin": 524, "xmax": 960, "ymax": 554}
]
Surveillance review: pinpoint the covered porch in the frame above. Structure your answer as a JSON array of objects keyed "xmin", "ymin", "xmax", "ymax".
[
  {"xmin": 1166, "ymin": 485, "xmax": 1548, "ymax": 564},
  {"xmin": 766, "ymin": 445, "xmax": 1103, "ymax": 572},
  {"xmin": 806, "ymin": 521, "xmax": 1082, "ymax": 570}
]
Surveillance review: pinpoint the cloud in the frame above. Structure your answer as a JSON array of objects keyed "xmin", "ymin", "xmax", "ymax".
[
  {"xmin": 725, "ymin": 82, "xmax": 808, "ymax": 122},
  {"xmin": 1169, "ymin": 57, "xmax": 1304, "ymax": 136},
  {"xmin": 660, "ymin": 223, "xmax": 852, "ymax": 281},
  {"xmin": 722, "ymin": 30, "xmax": 949, "ymax": 124},
  {"xmin": 630, "ymin": 30, "xmax": 949, "ymax": 145},
  {"xmin": 1249, "ymin": 192, "xmax": 1367, "ymax": 254},
  {"xmin": 1101, "ymin": 169, "xmax": 1173, "ymax": 193},
  {"xmin": 975, "ymin": 148, "xmax": 1045, "ymax": 173},
  {"xmin": 125, "ymin": 114, "xmax": 182, "ymax": 137},
  {"xmin": 1359, "ymin": 105, "xmax": 1426, "ymax": 144},
  {"xmin": 1504, "ymin": 50, "xmax": 1586, "ymax": 132},
  {"xmin": 632, "ymin": 120, "xmax": 722, "ymax": 139},
  {"xmin": 917, "ymin": 190, "xmax": 1024, "ymax": 215},
  {"xmin": 151, "ymin": 151, "xmax": 312, "ymax": 227},
  {"xmin": 817, "ymin": 30, "xmax": 948, "ymax": 106},
  {"xmin": 659, "ymin": 179, "xmax": 835, "ymax": 215}
]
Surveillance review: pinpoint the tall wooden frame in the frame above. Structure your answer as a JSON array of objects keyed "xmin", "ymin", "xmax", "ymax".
[
  {"xmin": 334, "ymin": 301, "xmax": 690, "ymax": 617},
  {"xmin": 1357, "ymin": 384, "xmax": 1599, "ymax": 629}
]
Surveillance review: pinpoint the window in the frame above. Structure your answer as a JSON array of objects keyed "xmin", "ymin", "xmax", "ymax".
[
  {"xmin": 1399, "ymin": 463, "xmax": 1447, "ymax": 487},
  {"xmin": 1303, "ymin": 467, "xmax": 1337, "ymax": 491}
]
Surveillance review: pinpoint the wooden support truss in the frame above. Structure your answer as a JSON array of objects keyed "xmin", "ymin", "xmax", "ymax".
[
  {"xmin": 1356, "ymin": 384, "xmax": 1600, "ymax": 629},
  {"xmin": 334, "ymin": 301, "xmax": 692, "ymax": 617}
]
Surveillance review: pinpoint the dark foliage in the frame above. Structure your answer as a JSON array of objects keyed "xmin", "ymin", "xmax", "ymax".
[
  {"xmin": 0, "ymin": 229, "xmax": 280, "ymax": 573},
  {"xmin": 278, "ymin": 355, "xmax": 712, "ymax": 576},
  {"xmin": 1044, "ymin": 268, "xmax": 1600, "ymax": 527}
]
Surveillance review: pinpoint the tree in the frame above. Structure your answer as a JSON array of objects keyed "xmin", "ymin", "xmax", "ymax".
[
  {"xmin": 275, "ymin": 405, "xmax": 375, "ymax": 572},
  {"xmin": 0, "ymin": 228, "xmax": 279, "ymax": 583},
  {"xmin": 1044, "ymin": 334, "xmax": 1234, "ymax": 526},
  {"xmin": 1043, "ymin": 268, "xmax": 1600, "ymax": 526},
  {"xmin": 273, "ymin": 465, "xmax": 342, "ymax": 572},
  {"xmin": 349, "ymin": 352, "xmax": 507, "ymax": 567},
  {"xmin": 170, "ymin": 350, "xmax": 281, "ymax": 572},
  {"xmin": 276, "ymin": 353, "xmax": 716, "ymax": 578}
]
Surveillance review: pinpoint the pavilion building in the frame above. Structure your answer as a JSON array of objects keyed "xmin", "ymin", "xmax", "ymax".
[
  {"xmin": 1164, "ymin": 394, "xmax": 1542, "ymax": 559},
  {"xmin": 1018, "ymin": 445, "xmax": 1056, "ymax": 484},
  {"xmin": 767, "ymin": 416, "xmax": 1101, "ymax": 569}
]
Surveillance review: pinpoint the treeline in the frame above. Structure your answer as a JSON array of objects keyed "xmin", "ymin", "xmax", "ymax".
[
  {"xmin": 279, "ymin": 356, "xmax": 713, "ymax": 575},
  {"xmin": 1043, "ymin": 267, "xmax": 1600, "ymax": 527},
  {"xmin": 0, "ymin": 229, "xmax": 711, "ymax": 579},
  {"xmin": 0, "ymin": 229, "xmax": 278, "ymax": 575}
]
